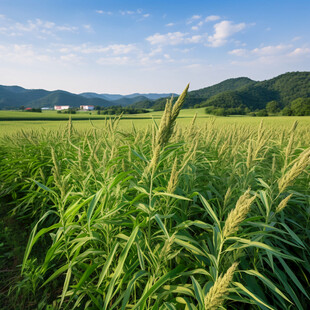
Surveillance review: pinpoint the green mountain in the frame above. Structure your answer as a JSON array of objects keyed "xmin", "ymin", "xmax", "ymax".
[
  {"xmin": 1, "ymin": 72, "xmax": 309, "ymax": 111},
  {"xmin": 137, "ymin": 72, "xmax": 310, "ymax": 112},
  {"xmin": 0, "ymin": 86, "xmax": 116, "ymax": 109},
  {"xmin": 0, "ymin": 85, "xmax": 177, "ymax": 109},
  {"xmin": 201, "ymin": 72, "xmax": 310, "ymax": 111},
  {"xmin": 133, "ymin": 77, "xmax": 256, "ymax": 110},
  {"xmin": 30, "ymin": 91, "xmax": 113, "ymax": 108},
  {"xmin": 80, "ymin": 92, "xmax": 177, "ymax": 101}
]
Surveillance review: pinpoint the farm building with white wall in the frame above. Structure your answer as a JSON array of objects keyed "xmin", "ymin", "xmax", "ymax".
[
  {"xmin": 54, "ymin": 105, "xmax": 70, "ymax": 110},
  {"xmin": 80, "ymin": 105, "xmax": 94, "ymax": 111}
]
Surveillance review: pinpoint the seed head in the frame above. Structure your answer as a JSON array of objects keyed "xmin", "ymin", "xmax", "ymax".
[
  {"xmin": 204, "ymin": 262, "xmax": 239, "ymax": 310},
  {"xmin": 223, "ymin": 190, "xmax": 255, "ymax": 238}
]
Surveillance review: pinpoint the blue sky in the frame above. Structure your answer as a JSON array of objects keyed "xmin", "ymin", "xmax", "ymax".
[{"xmin": 0, "ymin": 0, "xmax": 309, "ymax": 94}]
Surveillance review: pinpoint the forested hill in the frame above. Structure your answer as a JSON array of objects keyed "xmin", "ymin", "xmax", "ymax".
[
  {"xmin": 201, "ymin": 71, "xmax": 310, "ymax": 111},
  {"xmin": 132, "ymin": 77, "xmax": 256, "ymax": 110},
  {"xmin": 0, "ymin": 86, "xmax": 175, "ymax": 110},
  {"xmin": 134, "ymin": 72, "xmax": 310, "ymax": 112}
]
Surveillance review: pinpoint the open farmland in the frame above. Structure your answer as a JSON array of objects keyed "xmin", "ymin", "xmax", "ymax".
[
  {"xmin": 1, "ymin": 108, "xmax": 310, "ymax": 136},
  {"xmin": 0, "ymin": 88, "xmax": 310, "ymax": 309}
]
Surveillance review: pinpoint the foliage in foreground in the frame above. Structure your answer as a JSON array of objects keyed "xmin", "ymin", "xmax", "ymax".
[{"xmin": 0, "ymin": 85, "xmax": 310, "ymax": 309}]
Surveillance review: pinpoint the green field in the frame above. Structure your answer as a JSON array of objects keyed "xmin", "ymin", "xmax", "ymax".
[
  {"xmin": 1, "ymin": 109, "xmax": 310, "ymax": 136},
  {"xmin": 0, "ymin": 94, "xmax": 310, "ymax": 309}
]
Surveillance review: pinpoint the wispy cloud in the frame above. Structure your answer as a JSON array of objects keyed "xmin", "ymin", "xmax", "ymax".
[
  {"xmin": 187, "ymin": 15, "xmax": 201, "ymax": 24},
  {"xmin": 146, "ymin": 31, "xmax": 207, "ymax": 46},
  {"xmin": 165, "ymin": 22, "xmax": 175, "ymax": 27},
  {"xmin": 289, "ymin": 47, "xmax": 310, "ymax": 56},
  {"xmin": 95, "ymin": 10, "xmax": 112, "ymax": 15},
  {"xmin": 229, "ymin": 44, "xmax": 310, "ymax": 66},
  {"xmin": 205, "ymin": 15, "xmax": 221, "ymax": 22},
  {"xmin": 0, "ymin": 17, "xmax": 78, "ymax": 37},
  {"xmin": 229, "ymin": 44, "xmax": 293, "ymax": 57},
  {"xmin": 83, "ymin": 24, "xmax": 93, "ymax": 32},
  {"xmin": 207, "ymin": 20, "xmax": 246, "ymax": 47},
  {"xmin": 252, "ymin": 44, "xmax": 292, "ymax": 56},
  {"xmin": 146, "ymin": 32, "xmax": 187, "ymax": 45},
  {"xmin": 97, "ymin": 56, "xmax": 131, "ymax": 65}
]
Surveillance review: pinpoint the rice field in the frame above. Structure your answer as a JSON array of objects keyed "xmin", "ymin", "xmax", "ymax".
[{"xmin": 0, "ymin": 88, "xmax": 310, "ymax": 309}]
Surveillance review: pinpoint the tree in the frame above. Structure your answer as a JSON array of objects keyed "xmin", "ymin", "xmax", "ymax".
[
  {"xmin": 266, "ymin": 100, "xmax": 280, "ymax": 114},
  {"xmin": 282, "ymin": 106, "xmax": 293, "ymax": 116},
  {"xmin": 256, "ymin": 109, "xmax": 268, "ymax": 116},
  {"xmin": 290, "ymin": 98, "xmax": 310, "ymax": 116}
]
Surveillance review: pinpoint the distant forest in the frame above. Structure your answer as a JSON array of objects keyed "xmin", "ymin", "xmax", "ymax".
[{"xmin": 132, "ymin": 72, "xmax": 310, "ymax": 116}]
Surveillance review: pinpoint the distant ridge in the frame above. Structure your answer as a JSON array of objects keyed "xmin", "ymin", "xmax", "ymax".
[
  {"xmin": 133, "ymin": 72, "xmax": 310, "ymax": 111},
  {"xmin": 0, "ymin": 72, "xmax": 309, "ymax": 110},
  {"xmin": 79, "ymin": 92, "xmax": 177, "ymax": 101},
  {"xmin": 0, "ymin": 85, "xmax": 178, "ymax": 109}
]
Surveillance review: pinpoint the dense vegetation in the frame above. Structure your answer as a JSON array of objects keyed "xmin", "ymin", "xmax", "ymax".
[
  {"xmin": 200, "ymin": 72, "xmax": 310, "ymax": 115},
  {"xmin": 95, "ymin": 106, "xmax": 150, "ymax": 115},
  {"xmin": 1, "ymin": 86, "xmax": 309, "ymax": 309},
  {"xmin": 143, "ymin": 72, "xmax": 310, "ymax": 115}
]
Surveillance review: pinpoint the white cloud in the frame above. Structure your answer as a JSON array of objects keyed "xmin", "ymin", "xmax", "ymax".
[
  {"xmin": 103, "ymin": 44, "xmax": 138, "ymax": 55},
  {"xmin": 119, "ymin": 9, "xmax": 147, "ymax": 17},
  {"xmin": 229, "ymin": 48, "xmax": 247, "ymax": 56},
  {"xmin": 205, "ymin": 15, "xmax": 221, "ymax": 22},
  {"xmin": 289, "ymin": 47, "xmax": 310, "ymax": 56},
  {"xmin": 187, "ymin": 15, "xmax": 201, "ymax": 24},
  {"xmin": 0, "ymin": 17, "xmax": 78, "ymax": 37},
  {"xmin": 60, "ymin": 53, "xmax": 81, "ymax": 63},
  {"xmin": 186, "ymin": 35, "xmax": 205, "ymax": 44},
  {"xmin": 252, "ymin": 44, "xmax": 292, "ymax": 55},
  {"xmin": 83, "ymin": 24, "xmax": 93, "ymax": 32},
  {"xmin": 192, "ymin": 26, "xmax": 199, "ymax": 31},
  {"xmin": 70, "ymin": 43, "xmax": 138, "ymax": 55},
  {"xmin": 97, "ymin": 56, "xmax": 131, "ymax": 65},
  {"xmin": 229, "ymin": 44, "xmax": 292, "ymax": 57},
  {"xmin": 292, "ymin": 36, "xmax": 301, "ymax": 42},
  {"xmin": 0, "ymin": 44, "xmax": 52, "ymax": 64},
  {"xmin": 146, "ymin": 31, "xmax": 208, "ymax": 46},
  {"xmin": 165, "ymin": 23, "xmax": 175, "ymax": 27},
  {"xmin": 208, "ymin": 20, "xmax": 246, "ymax": 47},
  {"xmin": 146, "ymin": 32, "xmax": 187, "ymax": 45},
  {"xmin": 96, "ymin": 10, "xmax": 112, "ymax": 15}
]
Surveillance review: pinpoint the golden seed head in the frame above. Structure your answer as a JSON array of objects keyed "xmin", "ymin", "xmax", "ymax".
[
  {"xmin": 223, "ymin": 190, "xmax": 255, "ymax": 238},
  {"xmin": 204, "ymin": 262, "xmax": 239, "ymax": 310},
  {"xmin": 278, "ymin": 148, "xmax": 310, "ymax": 193},
  {"xmin": 276, "ymin": 194, "xmax": 293, "ymax": 214}
]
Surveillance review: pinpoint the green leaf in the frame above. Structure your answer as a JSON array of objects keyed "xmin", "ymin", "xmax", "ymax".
[
  {"xmin": 22, "ymin": 210, "xmax": 60, "ymax": 273},
  {"xmin": 233, "ymin": 282, "xmax": 274, "ymax": 310},
  {"xmin": 87, "ymin": 188, "xmax": 103, "ymax": 232},
  {"xmin": 97, "ymin": 243, "xmax": 119, "ymax": 288},
  {"xmin": 278, "ymin": 257, "xmax": 309, "ymax": 299},
  {"xmin": 191, "ymin": 276, "xmax": 204, "ymax": 308},
  {"xmin": 242, "ymin": 270, "xmax": 292, "ymax": 303},
  {"xmin": 103, "ymin": 226, "xmax": 139, "ymax": 310},
  {"xmin": 121, "ymin": 270, "xmax": 148, "ymax": 309},
  {"xmin": 154, "ymin": 192, "xmax": 191, "ymax": 201},
  {"xmin": 132, "ymin": 265, "xmax": 186, "ymax": 309},
  {"xmin": 198, "ymin": 193, "xmax": 220, "ymax": 228},
  {"xmin": 60, "ymin": 266, "xmax": 72, "ymax": 307},
  {"xmin": 155, "ymin": 214, "xmax": 170, "ymax": 239}
]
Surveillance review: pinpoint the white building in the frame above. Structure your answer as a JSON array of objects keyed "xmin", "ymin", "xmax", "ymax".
[
  {"xmin": 54, "ymin": 105, "xmax": 70, "ymax": 110},
  {"xmin": 80, "ymin": 105, "xmax": 95, "ymax": 111}
]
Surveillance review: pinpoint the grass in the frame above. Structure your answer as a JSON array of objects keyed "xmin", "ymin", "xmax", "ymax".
[
  {"xmin": 1, "ymin": 108, "xmax": 310, "ymax": 136},
  {"xmin": 0, "ymin": 90, "xmax": 309, "ymax": 309}
]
